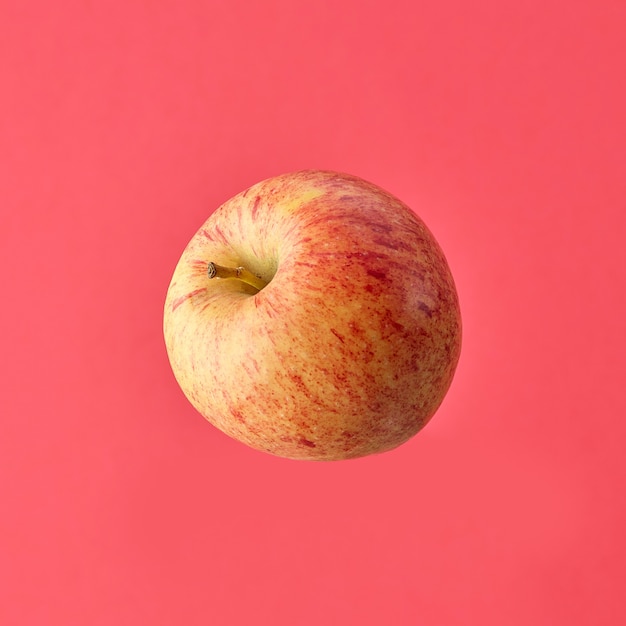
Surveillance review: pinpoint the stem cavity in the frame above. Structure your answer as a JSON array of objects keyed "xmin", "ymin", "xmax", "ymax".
[{"xmin": 207, "ymin": 262, "xmax": 268, "ymax": 291}]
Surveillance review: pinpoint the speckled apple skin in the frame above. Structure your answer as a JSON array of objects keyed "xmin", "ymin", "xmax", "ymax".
[{"xmin": 163, "ymin": 171, "xmax": 461, "ymax": 461}]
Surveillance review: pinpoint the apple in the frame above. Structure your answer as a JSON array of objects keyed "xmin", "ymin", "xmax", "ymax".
[{"xmin": 163, "ymin": 170, "xmax": 461, "ymax": 461}]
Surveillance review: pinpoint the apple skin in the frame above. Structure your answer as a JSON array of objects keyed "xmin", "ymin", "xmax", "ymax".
[{"xmin": 163, "ymin": 170, "xmax": 461, "ymax": 461}]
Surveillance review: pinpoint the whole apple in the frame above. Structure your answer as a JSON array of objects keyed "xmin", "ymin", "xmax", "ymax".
[{"xmin": 163, "ymin": 170, "xmax": 461, "ymax": 461}]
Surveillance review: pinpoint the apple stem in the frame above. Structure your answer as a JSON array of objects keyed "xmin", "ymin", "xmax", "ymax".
[{"xmin": 207, "ymin": 262, "xmax": 269, "ymax": 291}]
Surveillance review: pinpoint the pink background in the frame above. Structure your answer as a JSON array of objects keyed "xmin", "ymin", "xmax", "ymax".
[{"xmin": 2, "ymin": 1, "xmax": 625, "ymax": 624}]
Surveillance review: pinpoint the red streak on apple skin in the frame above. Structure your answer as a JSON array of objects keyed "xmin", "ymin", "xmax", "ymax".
[
  {"xmin": 171, "ymin": 288, "xmax": 206, "ymax": 311},
  {"xmin": 262, "ymin": 298, "xmax": 279, "ymax": 319},
  {"xmin": 299, "ymin": 438, "xmax": 316, "ymax": 448},
  {"xmin": 366, "ymin": 268, "xmax": 387, "ymax": 281},
  {"xmin": 212, "ymin": 224, "xmax": 228, "ymax": 244},
  {"xmin": 242, "ymin": 358, "xmax": 261, "ymax": 378},
  {"xmin": 373, "ymin": 237, "xmax": 414, "ymax": 253},
  {"xmin": 236, "ymin": 203, "xmax": 243, "ymax": 233},
  {"xmin": 251, "ymin": 195, "xmax": 261, "ymax": 219},
  {"xmin": 383, "ymin": 310, "xmax": 405, "ymax": 333},
  {"xmin": 190, "ymin": 259, "xmax": 210, "ymax": 276},
  {"xmin": 290, "ymin": 374, "xmax": 308, "ymax": 395},
  {"xmin": 418, "ymin": 301, "xmax": 434, "ymax": 317},
  {"xmin": 230, "ymin": 408, "xmax": 246, "ymax": 424},
  {"xmin": 330, "ymin": 328, "xmax": 345, "ymax": 343}
]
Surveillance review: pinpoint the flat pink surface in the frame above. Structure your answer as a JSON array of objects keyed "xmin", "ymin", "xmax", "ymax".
[{"xmin": 2, "ymin": 1, "xmax": 625, "ymax": 624}]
